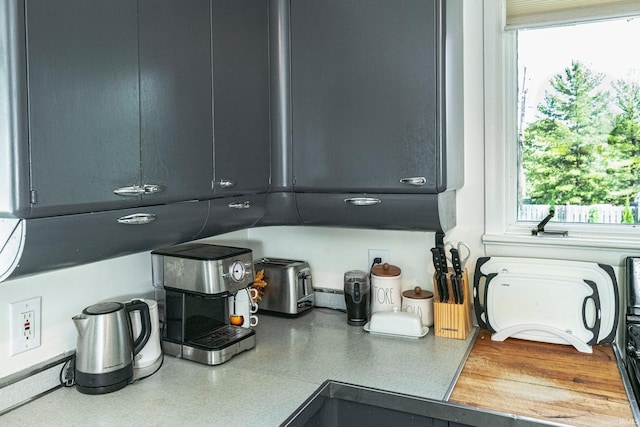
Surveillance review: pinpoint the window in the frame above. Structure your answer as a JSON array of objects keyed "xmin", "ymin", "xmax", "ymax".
[
  {"xmin": 516, "ymin": 18, "xmax": 640, "ymax": 225},
  {"xmin": 483, "ymin": 1, "xmax": 640, "ymax": 248}
]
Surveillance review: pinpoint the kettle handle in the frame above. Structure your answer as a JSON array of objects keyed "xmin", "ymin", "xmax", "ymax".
[{"xmin": 126, "ymin": 300, "xmax": 152, "ymax": 356}]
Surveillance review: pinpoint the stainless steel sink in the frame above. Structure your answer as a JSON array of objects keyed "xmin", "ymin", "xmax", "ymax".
[{"xmin": 281, "ymin": 381, "xmax": 560, "ymax": 427}]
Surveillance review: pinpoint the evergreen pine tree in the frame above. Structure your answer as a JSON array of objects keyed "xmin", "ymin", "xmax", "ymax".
[{"xmin": 523, "ymin": 61, "xmax": 612, "ymax": 206}]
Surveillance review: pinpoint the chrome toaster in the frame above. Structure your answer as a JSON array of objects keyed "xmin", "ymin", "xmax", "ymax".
[{"xmin": 254, "ymin": 258, "xmax": 314, "ymax": 315}]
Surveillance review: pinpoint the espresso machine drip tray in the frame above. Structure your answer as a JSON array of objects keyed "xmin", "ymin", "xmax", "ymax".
[
  {"xmin": 164, "ymin": 327, "xmax": 256, "ymax": 366},
  {"xmin": 190, "ymin": 325, "xmax": 255, "ymax": 350}
]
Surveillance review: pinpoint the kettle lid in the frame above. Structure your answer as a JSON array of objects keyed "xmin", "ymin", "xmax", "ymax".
[
  {"xmin": 371, "ymin": 263, "xmax": 401, "ymax": 277},
  {"xmin": 83, "ymin": 301, "xmax": 124, "ymax": 315}
]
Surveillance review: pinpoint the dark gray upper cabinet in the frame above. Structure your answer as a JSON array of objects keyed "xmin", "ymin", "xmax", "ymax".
[
  {"xmin": 290, "ymin": 0, "xmax": 463, "ymax": 194},
  {"xmin": 26, "ymin": 0, "xmax": 141, "ymax": 217},
  {"xmin": 20, "ymin": 0, "xmax": 214, "ymax": 218},
  {"xmin": 5, "ymin": 201, "xmax": 208, "ymax": 280},
  {"xmin": 138, "ymin": 0, "xmax": 214, "ymax": 204},
  {"xmin": 0, "ymin": 0, "xmax": 463, "ymax": 282},
  {"xmin": 211, "ymin": 0, "xmax": 271, "ymax": 196},
  {"xmin": 197, "ymin": 194, "xmax": 268, "ymax": 238}
]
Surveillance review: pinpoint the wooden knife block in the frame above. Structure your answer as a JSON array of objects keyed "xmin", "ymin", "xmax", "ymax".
[{"xmin": 433, "ymin": 268, "xmax": 472, "ymax": 339}]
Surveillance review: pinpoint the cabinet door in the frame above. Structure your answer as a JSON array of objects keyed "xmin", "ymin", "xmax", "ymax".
[
  {"xmin": 197, "ymin": 194, "xmax": 267, "ymax": 238},
  {"xmin": 26, "ymin": 0, "xmax": 141, "ymax": 217},
  {"xmin": 12, "ymin": 201, "xmax": 208, "ymax": 279},
  {"xmin": 291, "ymin": 0, "xmax": 441, "ymax": 194},
  {"xmin": 211, "ymin": 0, "xmax": 271, "ymax": 196},
  {"xmin": 138, "ymin": 0, "xmax": 214, "ymax": 203}
]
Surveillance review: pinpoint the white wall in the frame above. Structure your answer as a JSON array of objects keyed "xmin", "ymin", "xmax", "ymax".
[
  {"xmin": 211, "ymin": 226, "xmax": 439, "ymax": 292},
  {"xmin": 0, "ymin": 252, "xmax": 156, "ymax": 377},
  {"xmin": 0, "ymin": 1, "xmax": 487, "ymax": 379}
]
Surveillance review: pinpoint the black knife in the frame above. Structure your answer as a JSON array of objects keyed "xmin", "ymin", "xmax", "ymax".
[
  {"xmin": 450, "ymin": 248, "xmax": 464, "ymax": 304},
  {"xmin": 450, "ymin": 273, "xmax": 460, "ymax": 305},
  {"xmin": 431, "ymin": 248, "xmax": 447, "ymax": 303},
  {"xmin": 435, "ymin": 248, "xmax": 449, "ymax": 303},
  {"xmin": 438, "ymin": 245, "xmax": 452, "ymax": 302},
  {"xmin": 438, "ymin": 245, "xmax": 449, "ymax": 274}
]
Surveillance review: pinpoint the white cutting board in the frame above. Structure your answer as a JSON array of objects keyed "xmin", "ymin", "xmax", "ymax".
[
  {"xmin": 478, "ymin": 257, "xmax": 618, "ymax": 343},
  {"xmin": 485, "ymin": 273, "xmax": 600, "ymax": 346}
]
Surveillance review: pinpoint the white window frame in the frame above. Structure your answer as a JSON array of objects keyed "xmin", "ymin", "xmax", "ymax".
[{"xmin": 482, "ymin": 1, "xmax": 640, "ymax": 251}]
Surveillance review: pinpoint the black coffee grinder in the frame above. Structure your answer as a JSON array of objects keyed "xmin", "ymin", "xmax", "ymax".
[{"xmin": 344, "ymin": 270, "xmax": 370, "ymax": 326}]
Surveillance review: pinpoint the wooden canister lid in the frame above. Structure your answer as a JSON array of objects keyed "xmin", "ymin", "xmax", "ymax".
[
  {"xmin": 371, "ymin": 263, "xmax": 401, "ymax": 277},
  {"xmin": 402, "ymin": 286, "xmax": 433, "ymax": 300}
]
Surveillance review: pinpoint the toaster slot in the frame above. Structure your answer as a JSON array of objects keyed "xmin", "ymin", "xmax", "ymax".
[{"xmin": 298, "ymin": 269, "xmax": 313, "ymax": 298}]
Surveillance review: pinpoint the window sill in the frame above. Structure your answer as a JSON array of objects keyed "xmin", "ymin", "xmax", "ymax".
[{"xmin": 483, "ymin": 229, "xmax": 640, "ymax": 251}]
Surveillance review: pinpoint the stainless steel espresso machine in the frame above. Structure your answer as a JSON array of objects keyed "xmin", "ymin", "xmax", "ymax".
[{"xmin": 152, "ymin": 243, "xmax": 256, "ymax": 365}]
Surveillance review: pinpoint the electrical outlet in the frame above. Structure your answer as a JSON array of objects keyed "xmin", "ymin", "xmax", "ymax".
[
  {"xmin": 10, "ymin": 297, "xmax": 41, "ymax": 355},
  {"xmin": 368, "ymin": 249, "xmax": 390, "ymax": 269}
]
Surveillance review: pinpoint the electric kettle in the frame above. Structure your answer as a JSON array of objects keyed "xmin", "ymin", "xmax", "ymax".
[{"xmin": 72, "ymin": 300, "xmax": 151, "ymax": 395}]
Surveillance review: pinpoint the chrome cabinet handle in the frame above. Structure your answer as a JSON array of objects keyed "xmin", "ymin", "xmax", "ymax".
[
  {"xmin": 114, "ymin": 186, "xmax": 145, "ymax": 196},
  {"xmin": 228, "ymin": 201, "xmax": 251, "ymax": 209},
  {"xmin": 218, "ymin": 180, "xmax": 236, "ymax": 189},
  {"xmin": 116, "ymin": 213, "xmax": 157, "ymax": 225},
  {"xmin": 344, "ymin": 197, "xmax": 381, "ymax": 206},
  {"xmin": 142, "ymin": 184, "xmax": 162, "ymax": 194},
  {"xmin": 114, "ymin": 184, "xmax": 163, "ymax": 196},
  {"xmin": 399, "ymin": 176, "xmax": 427, "ymax": 186}
]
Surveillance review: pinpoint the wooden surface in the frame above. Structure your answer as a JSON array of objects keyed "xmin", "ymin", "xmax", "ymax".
[
  {"xmin": 449, "ymin": 330, "xmax": 635, "ymax": 426},
  {"xmin": 433, "ymin": 269, "xmax": 472, "ymax": 339}
]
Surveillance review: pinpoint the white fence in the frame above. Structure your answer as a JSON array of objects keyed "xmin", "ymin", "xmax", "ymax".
[{"xmin": 519, "ymin": 204, "xmax": 633, "ymax": 224}]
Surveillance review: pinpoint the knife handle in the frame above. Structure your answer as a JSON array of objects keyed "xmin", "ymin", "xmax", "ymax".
[
  {"xmin": 431, "ymin": 248, "xmax": 445, "ymax": 302},
  {"xmin": 438, "ymin": 246, "xmax": 448, "ymax": 271},
  {"xmin": 431, "ymin": 247, "xmax": 444, "ymax": 274},
  {"xmin": 450, "ymin": 248, "xmax": 463, "ymax": 277}
]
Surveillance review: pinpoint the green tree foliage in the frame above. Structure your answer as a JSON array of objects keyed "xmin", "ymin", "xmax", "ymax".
[
  {"xmin": 523, "ymin": 61, "xmax": 613, "ymax": 205},
  {"xmin": 606, "ymin": 76, "xmax": 640, "ymax": 205},
  {"xmin": 622, "ymin": 198, "xmax": 635, "ymax": 224}
]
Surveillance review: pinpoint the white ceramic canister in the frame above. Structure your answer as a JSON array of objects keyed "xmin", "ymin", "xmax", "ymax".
[
  {"xmin": 370, "ymin": 263, "xmax": 402, "ymax": 313},
  {"xmin": 401, "ymin": 286, "xmax": 434, "ymax": 327}
]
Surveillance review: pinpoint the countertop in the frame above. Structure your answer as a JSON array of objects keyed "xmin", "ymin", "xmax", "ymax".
[
  {"xmin": 450, "ymin": 330, "xmax": 635, "ymax": 427},
  {"xmin": 1, "ymin": 308, "xmax": 476, "ymax": 426}
]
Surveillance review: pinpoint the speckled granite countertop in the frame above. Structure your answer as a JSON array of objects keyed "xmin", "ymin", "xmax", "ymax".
[{"xmin": 2, "ymin": 308, "xmax": 476, "ymax": 426}]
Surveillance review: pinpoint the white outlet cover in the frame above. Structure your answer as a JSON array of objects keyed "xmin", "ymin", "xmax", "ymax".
[{"xmin": 10, "ymin": 296, "xmax": 41, "ymax": 355}]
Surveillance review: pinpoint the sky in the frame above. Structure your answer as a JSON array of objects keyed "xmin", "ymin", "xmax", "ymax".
[{"xmin": 518, "ymin": 16, "xmax": 640, "ymax": 125}]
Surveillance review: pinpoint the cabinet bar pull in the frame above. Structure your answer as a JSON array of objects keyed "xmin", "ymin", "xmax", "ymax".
[
  {"xmin": 218, "ymin": 180, "xmax": 236, "ymax": 188},
  {"xmin": 344, "ymin": 197, "xmax": 381, "ymax": 206},
  {"xmin": 228, "ymin": 201, "xmax": 251, "ymax": 209},
  {"xmin": 142, "ymin": 184, "xmax": 162, "ymax": 194},
  {"xmin": 399, "ymin": 176, "xmax": 427, "ymax": 186},
  {"xmin": 113, "ymin": 185, "xmax": 145, "ymax": 196},
  {"xmin": 116, "ymin": 213, "xmax": 157, "ymax": 224},
  {"xmin": 114, "ymin": 185, "xmax": 163, "ymax": 196}
]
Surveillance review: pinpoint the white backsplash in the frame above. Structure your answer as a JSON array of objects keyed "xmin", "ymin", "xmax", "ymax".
[
  {"xmin": 204, "ymin": 226, "xmax": 438, "ymax": 293},
  {"xmin": 0, "ymin": 252, "xmax": 156, "ymax": 379}
]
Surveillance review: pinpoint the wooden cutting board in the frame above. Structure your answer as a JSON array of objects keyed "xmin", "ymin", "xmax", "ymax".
[{"xmin": 449, "ymin": 330, "xmax": 634, "ymax": 426}]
